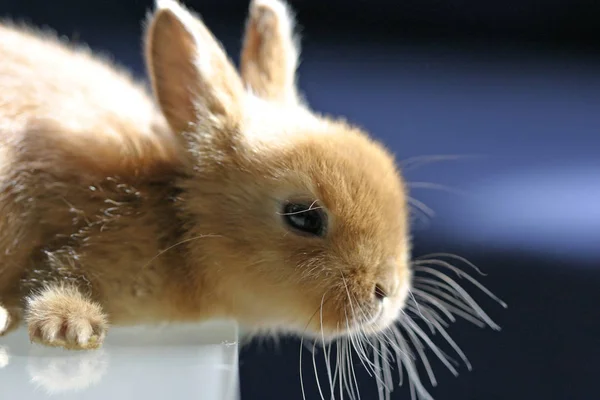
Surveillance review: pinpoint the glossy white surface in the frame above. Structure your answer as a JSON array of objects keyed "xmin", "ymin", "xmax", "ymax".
[{"xmin": 0, "ymin": 320, "xmax": 240, "ymax": 400}]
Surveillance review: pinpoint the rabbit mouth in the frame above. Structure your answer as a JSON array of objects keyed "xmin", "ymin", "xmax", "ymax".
[
  {"xmin": 327, "ymin": 300, "xmax": 400, "ymax": 338},
  {"xmin": 357, "ymin": 301, "xmax": 403, "ymax": 333},
  {"xmin": 349, "ymin": 282, "xmax": 412, "ymax": 333},
  {"xmin": 353, "ymin": 303, "xmax": 386, "ymax": 329}
]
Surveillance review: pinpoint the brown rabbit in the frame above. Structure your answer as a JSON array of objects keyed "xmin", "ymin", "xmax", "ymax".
[
  {"xmin": 0, "ymin": 0, "xmax": 410, "ymax": 348},
  {"xmin": 0, "ymin": 1, "xmax": 503, "ymax": 398}
]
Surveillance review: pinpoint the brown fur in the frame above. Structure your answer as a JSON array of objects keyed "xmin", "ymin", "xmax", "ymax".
[{"xmin": 0, "ymin": 0, "xmax": 410, "ymax": 350}]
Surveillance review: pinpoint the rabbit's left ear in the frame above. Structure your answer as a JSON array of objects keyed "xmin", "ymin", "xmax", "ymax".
[
  {"xmin": 240, "ymin": 0, "xmax": 300, "ymax": 104},
  {"xmin": 145, "ymin": 0, "xmax": 244, "ymax": 136}
]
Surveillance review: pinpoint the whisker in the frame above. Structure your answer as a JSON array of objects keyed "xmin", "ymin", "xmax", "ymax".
[
  {"xmin": 349, "ymin": 323, "xmax": 379, "ymax": 378},
  {"xmin": 319, "ymin": 293, "xmax": 335, "ymax": 399},
  {"xmin": 377, "ymin": 250, "xmax": 505, "ymax": 399},
  {"xmin": 347, "ymin": 338, "xmax": 361, "ymax": 400},
  {"xmin": 277, "ymin": 205, "xmax": 324, "ymax": 216},
  {"xmin": 278, "ymin": 199, "xmax": 322, "ymax": 216},
  {"xmin": 417, "ymin": 307, "xmax": 471, "ymax": 371},
  {"xmin": 340, "ymin": 272, "xmax": 388, "ymax": 400},
  {"xmin": 328, "ymin": 249, "xmax": 504, "ymax": 400},
  {"xmin": 300, "ymin": 306, "xmax": 323, "ymax": 400},
  {"xmin": 409, "ymin": 291, "xmax": 455, "ymax": 324},
  {"xmin": 334, "ymin": 338, "xmax": 343, "ymax": 400},
  {"xmin": 406, "ymin": 313, "xmax": 459, "ymax": 377},
  {"xmin": 408, "ymin": 289, "xmax": 430, "ymax": 324},
  {"xmin": 388, "ymin": 326, "xmax": 405, "ymax": 387},
  {"xmin": 413, "ymin": 284, "xmax": 489, "ymax": 327},
  {"xmin": 393, "ymin": 324, "xmax": 434, "ymax": 400},
  {"xmin": 300, "ymin": 335, "xmax": 307, "ymax": 400},
  {"xmin": 401, "ymin": 315, "xmax": 440, "ymax": 386},
  {"xmin": 331, "ymin": 332, "xmax": 343, "ymax": 400},
  {"xmin": 399, "ymin": 154, "xmax": 485, "ymax": 171},
  {"xmin": 416, "ymin": 253, "xmax": 487, "ymax": 276},
  {"xmin": 372, "ymin": 340, "xmax": 387, "ymax": 400},
  {"xmin": 414, "ymin": 277, "xmax": 471, "ymax": 303},
  {"xmin": 416, "ymin": 266, "xmax": 502, "ymax": 330},
  {"xmin": 345, "ymin": 311, "xmax": 373, "ymax": 376},
  {"xmin": 338, "ymin": 338, "xmax": 345, "ymax": 400},
  {"xmin": 141, "ymin": 234, "xmax": 221, "ymax": 270},
  {"xmin": 326, "ymin": 341, "xmax": 335, "ymax": 400},
  {"xmin": 407, "ymin": 197, "xmax": 435, "ymax": 219},
  {"xmin": 413, "ymin": 285, "xmax": 479, "ymax": 322},
  {"xmin": 337, "ymin": 339, "xmax": 352, "ymax": 400},
  {"xmin": 380, "ymin": 338, "xmax": 394, "ymax": 400},
  {"xmin": 415, "ymin": 259, "xmax": 507, "ymax": 308},
  {"xmin": 339, "ymin": 340, "xmax": 347, "ymax": 400},
  {"xmin": 313, "ymin": 340, "xmax": 326, "ymax": 400},
  {"xmin": 406, "ymin": 182, "xmax": 468, "ymax": 197}
]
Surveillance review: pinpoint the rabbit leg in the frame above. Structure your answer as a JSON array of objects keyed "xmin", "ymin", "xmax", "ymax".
[{"xmin": 25, "ymin": 284, "xmax": 107, "ymax": 350}]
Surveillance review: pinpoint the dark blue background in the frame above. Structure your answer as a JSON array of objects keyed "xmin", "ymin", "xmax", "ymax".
[{"xmin": 2, "ymin": 0, "xmax": 599, "ymax": 399}]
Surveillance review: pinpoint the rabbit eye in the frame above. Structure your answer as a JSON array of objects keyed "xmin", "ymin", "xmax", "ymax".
[{"xmin": 282, "ymin": 202, "xmax": 326, "ymax": 237}]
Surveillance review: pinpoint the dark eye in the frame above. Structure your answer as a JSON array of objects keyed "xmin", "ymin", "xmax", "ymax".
[{"xmin": 281, "ymin": 202, "xmax": 327, "ymax": 237}]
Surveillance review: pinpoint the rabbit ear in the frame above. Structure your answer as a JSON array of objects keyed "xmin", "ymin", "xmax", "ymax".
[
  {"xmin": 145, "ymin": 0, "xmax": 244, "ymax": 135},
  {"xmin": 240, "ymin": 0, "xmax": 300, "ymax": 104}
]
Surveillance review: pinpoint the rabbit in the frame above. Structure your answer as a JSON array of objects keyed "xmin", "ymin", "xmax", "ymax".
[
  {"xmin": 0, "ymin": 0, "xmax": 412, "ymax": 351},
  {"xmin": 0, "ymin": 2, "xmax": 507, "ymax": 399}
]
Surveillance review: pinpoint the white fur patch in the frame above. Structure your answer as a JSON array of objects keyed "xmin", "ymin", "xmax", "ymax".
[
  {"xmin": 0, "ymin": 307, "xmax": 8, "ymax": 334},
  {"xmin": 241, "ymin": 93, "xmax": 326, "ymax": 148}
]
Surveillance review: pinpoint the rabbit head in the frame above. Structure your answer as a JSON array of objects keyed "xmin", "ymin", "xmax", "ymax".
[{"xmin": 145, "ymin": 0, "xmax": 411, "ymax": 340}]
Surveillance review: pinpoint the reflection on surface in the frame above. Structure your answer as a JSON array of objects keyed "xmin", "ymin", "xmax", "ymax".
[
  {"xmin": 27, "ymin": 349, "xmax": 109, "ymax": 395},
  {"xmin": 1, "ymin": 320, "xmax": 240, "ymax": 400},
  {"xmin": 0, "ymin": 345, "xmax": 9, "ymax": 368}
]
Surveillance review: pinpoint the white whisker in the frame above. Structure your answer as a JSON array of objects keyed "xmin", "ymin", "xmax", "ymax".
[
  {"xmin": 320, "ymin": 293, "xmax": 335, "ymax": 399},
  {"xmin": 413, "ymin": 286, "xmax": 478, "ymax": 321},
  {"xmin": 408, "ymin": 289, "xmax": 435, "ymax": 331},
  {"xmin": 380, "ymin": 338, "xmax": 394, "ymax": 400},
  {"xmin": 407, "ymin": 197, "xmax": 435, "ymax": 219},
  {"xmin": 341, "ymin": 274, "xmax": 378, "ymax": 376},
  {"xmin": 406, "ymin": 182, "xmax": 468, "ymax": 197},
  {"xmin": 141, "ymin": 234, "xmax": 221, "ymax": 271},
  {"xmin": 415, "ymin": 258, "xmax": 506, "ymax": 308},
  {"xmin": 372, "ymin": 341, "xmax": 386, "ymax": 400},
  {"xmin": 300, "ymin": 334, "xmax": 307, "ymax": 400},
  {"xmin": 277, "ymin": 205, "xmax": 324, "ymax": 216},
  {"xmin": 338, "ymin": 339, "xmax": 353, "ymax": 400},
  {"xmin": 416, "ymin": 253, "xmax": 486, "ymax": 276},
  {"xmin": 307, "ymin": 242, "xmax": 504, "ymax": 400},
  {"xmin": 409, "ymin": 292, "xmax": 455, "ymax": 323},
  {"xmin": 400, "ymin": 154, "xmax": 484, "ymax": 171},
  {"xmin": 313, "ymin": 340, "xmax": 326, "ymax": 400},
  {"xmin": 394, "ymin": 325, "xmax": 434, "ymax": 400},
  {"xmin": 300, "ymin": 306, "xmax": 322, "ymax": 400},
  {"xmin": 416, "ymin": 266, "xmax": 502, "ymax": 330},
  {"xmin": 418, "ymin": 307, "xmax": 471, "ymax": 370},
  {"xmin": 347, "ymin": 339, "xmax": 361, "ymax": 400},
  {"xmin": 413, "ymin": 285, "xmax": 489, "ymax": 328},
  {"xmin": 402, "ymin": 316, "xmax": 439, "ymax": 386},
  {"xmin": 338, "ymin": 339, "xmax": 345, "ymax": 400}
]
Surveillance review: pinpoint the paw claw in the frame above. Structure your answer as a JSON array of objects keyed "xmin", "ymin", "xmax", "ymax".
[{"xmin": 29, "ymin": 317, "xmax": 106, "ymax": 350}]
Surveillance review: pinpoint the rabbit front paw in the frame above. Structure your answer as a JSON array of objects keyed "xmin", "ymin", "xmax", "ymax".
[{"xmin": 26, "ymin": 285, "xmax": 107, "ymax": 350}]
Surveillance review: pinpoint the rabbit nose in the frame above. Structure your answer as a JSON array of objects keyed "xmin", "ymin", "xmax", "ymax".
[{"xmin": 374, "ymin": 283, "xmax": 388, "ymax": 301}]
